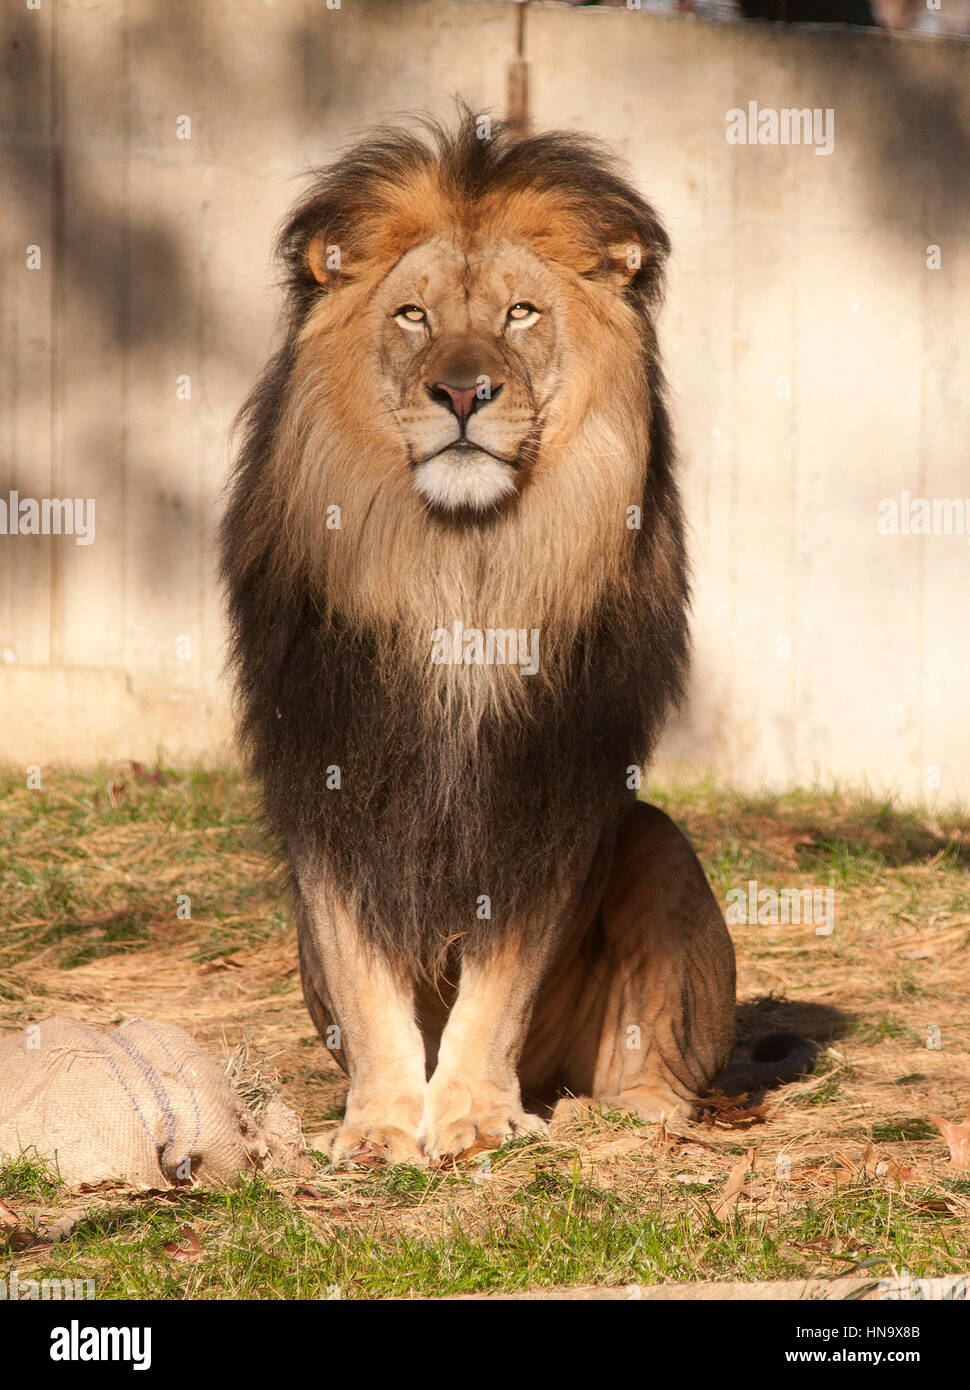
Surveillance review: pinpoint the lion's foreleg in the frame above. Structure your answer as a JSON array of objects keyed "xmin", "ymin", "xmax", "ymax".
[
  {"xmin": 296, "ymin": 867, "xmax": 427, "ymax": 1165},
  {"xmin": 416, "ymin": 913, "xmax": 578, "ymax": 1160}
]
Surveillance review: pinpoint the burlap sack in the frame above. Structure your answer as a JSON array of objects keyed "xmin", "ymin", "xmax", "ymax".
[{"xmin": 0, "ymin": 1017, "xmax": 310, "ymax": 1189}]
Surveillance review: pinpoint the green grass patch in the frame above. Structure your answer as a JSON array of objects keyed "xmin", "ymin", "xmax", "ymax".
[
  {"xmin": 0, "ymin": 1152, "xmax": 64, "ymax": 1202},
  {"xmin": 5, "ymin": 1174, "xmax": 967, "ymax": 1300},
  {"xmin": 853, "ymin": 1016, "xmax": 921, "ymax": 1046},
  {"xmin": 870, "ymin": 1119, "xmax": 940, "ymax": 1143}
]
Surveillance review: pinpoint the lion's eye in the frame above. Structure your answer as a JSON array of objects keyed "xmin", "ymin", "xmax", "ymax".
[
  {"xmin": 394, "ymin": 305, "xmax": 427, "ymax": 329},
  {"xmin": 507, "ymin": 302, "xmax": 540, "ymax": 327}
]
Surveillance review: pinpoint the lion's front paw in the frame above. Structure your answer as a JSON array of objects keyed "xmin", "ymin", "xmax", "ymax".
[
  {"xmin": 418, "ymin": 1103, "xmax": 547, "ymax": 1161},
  {"xmin": 317, "ymin": 1123, "xmax": 426, "ymax": 1168}
]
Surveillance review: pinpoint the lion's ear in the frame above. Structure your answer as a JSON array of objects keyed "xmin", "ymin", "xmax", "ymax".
[
  {"xmin": 306, "ymin": 230, "xmax": 343, "ymax": 288},
  {"xmin": 604, "ymin": 240, "xmax": 648, "ymax": 289}
]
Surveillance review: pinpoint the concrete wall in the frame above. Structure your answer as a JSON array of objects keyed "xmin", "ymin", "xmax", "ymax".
[{"xmin": 2, "ymin": 0, "xmax": 968, "ymax": 802}]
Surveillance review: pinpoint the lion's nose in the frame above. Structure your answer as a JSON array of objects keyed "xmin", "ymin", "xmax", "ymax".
[{"xmin": 426, "ymin": 381, "xmax": 502, "ymax": 426}]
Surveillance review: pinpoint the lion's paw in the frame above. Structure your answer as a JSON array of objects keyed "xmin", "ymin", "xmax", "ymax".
[
  {"xmin": 418, "ymin": 1108, "xmax": 547, "ymax": 1162},
  {"xmin": 317, "ymin": 1123, "xmax": 426, "ymax": 1168},
  {"xmin": 601, "ymin": 1087, "xmax": 697, "ymax": 1125},
  {"xmin": 550, "ymin": 1086, "xmax": 695, "ymax": 1129}
]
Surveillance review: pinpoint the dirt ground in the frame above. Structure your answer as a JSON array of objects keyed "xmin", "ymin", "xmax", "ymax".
[{"xmin": 1, "ymin": 768, "xmax": 969, "ymax": 1291}]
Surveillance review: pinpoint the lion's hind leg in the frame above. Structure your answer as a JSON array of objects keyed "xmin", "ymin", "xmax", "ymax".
[{"xmin": 549, "ymin": 801, "xmax": 736, "ymax": 1128}]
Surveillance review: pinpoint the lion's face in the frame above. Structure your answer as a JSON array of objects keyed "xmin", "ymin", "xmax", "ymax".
[
  {"xmin": 254, "ymin": 118, "xmax": 674, "ymax": 640},
  {"xmin": 375, "ymin": 237, "xmax": 565, "ymax": 513}
]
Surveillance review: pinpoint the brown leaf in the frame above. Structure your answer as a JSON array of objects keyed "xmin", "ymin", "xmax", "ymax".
[
  {"xmin": 129, "ymin": 762, "xmax": 168, "ymax": 785},
  {"xmin": 0, "ymin": 1199, "xmax": 20, "ymax": 1231},
  {"xmin": 341, "ymin": 1141, "xmax": 390, "ymax": 1170},
  {"xmin": 790, "ymin": 1238, "xmax": 837, "ymax": 1255},
  {"xmin": 874, "ymin": 1156, "xmax": 919, "ymax": 1184},
  {"xmin": 911, "ymin": 1197, "xmax": 956, "ymax": 1216},
  {"xmin": 7, "ymin": 1228, "xmax": 41, "ymax": 1250},
  {"xmin": 700, "ymin": 1088, "xmax": 749, "ymax": 1113},
  {"xmin": 451, "ymin": 1136, "xmax": 496, "ymax": 1163},
  {"xmin": 699, "ymin": 1089, "xmax": 770, "ymax": 1129},
  {"xmin": 162, "ymin": 1224, "xmax": 201, "ymax": 1262},
  {"xmin": 43, "ymin": 1213, "xmax": 79, "ymax": 1243},
  {"xmin": 713, "ymin": 1147, "xmax": 758, "ymax": 1222},
  {"xmin": 930, "ymin": 1099, "xmax": 970, "ymax": 1170},
  {"xmin": 17, "ymin": 1212, "xmax": 80, "ymax": 1251}
]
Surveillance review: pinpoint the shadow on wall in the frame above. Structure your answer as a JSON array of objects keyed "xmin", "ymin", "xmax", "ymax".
[
  {"xmin": 2, "ymin": 0, "xmax": 331, "ymax": 657},
  {"xmin": 3, "ymin": 0, "xmax": 969, "ymax": 706}
]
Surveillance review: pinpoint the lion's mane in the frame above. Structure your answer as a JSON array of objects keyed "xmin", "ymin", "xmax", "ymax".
[{"xmin": 221, "ymin": 113, "xmax": 689, "ymax": 973}]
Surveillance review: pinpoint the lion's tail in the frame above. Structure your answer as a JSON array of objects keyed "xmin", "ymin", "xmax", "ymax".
[{"xmin": 717, "ymin": 1032, "xmax": 818, "ymax": 1093}]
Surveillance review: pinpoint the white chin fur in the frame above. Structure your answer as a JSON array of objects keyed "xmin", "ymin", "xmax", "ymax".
[{"xmin": 413, "ymin": 450, "xmax": 517, "ymax": 512}]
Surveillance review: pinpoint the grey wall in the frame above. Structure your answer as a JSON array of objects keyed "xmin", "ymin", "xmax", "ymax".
[{"xmin": 2, "ymin": 0, "xmax": 968, "ymax": 802}]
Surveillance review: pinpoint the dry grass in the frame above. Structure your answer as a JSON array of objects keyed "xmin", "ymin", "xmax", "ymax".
[{"xmin": 1, "ymin": 764, "xmax": 969, "ymax": 1296}]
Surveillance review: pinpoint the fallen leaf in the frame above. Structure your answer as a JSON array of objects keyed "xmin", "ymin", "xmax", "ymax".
[
  {"xmin": 341, "ymin": 1141, "xmax": 390, "ymax": 1170},
  {"xmin": 699, "ymin": 1090, "xmax": 770, "ymax": 1129},
  {"xmin": 929, "ymin": 1100, "xmax": 970, "ymax": 1170},
  {"xmin": 7, "ymin": 1228, "xmax": 41, "ymax": 1250},
  {"xmin": 649, "ymin": 1119, "xmax": 682, "ymax": 1161},
  {"xmin": 0, "ymin": 1199, "xmax": 20, "ymax": 1231},
  {"xmin": 910, "ymin": 1197, "xmax": 956, "ymax": 1216},
  {"xmin": 451, "ymin": 1136, "xmax": 496, "ymax": 1163},
  {"xmin": 43, "ymin": 1213, "xmax": 79, "ymax": 1243},
  {"xmin": 713, "ymin": 1147, "xmax": 758, "ymax": 1221},
  {"xmin": 701, "ymin": 1088, "xmax": 749, "ymax": 1113},
  {"xmin": 790, "ymin": 1238, "xmax": 837, "ymax": 1255},
  {"xmin": 16, "ymin": 1212, "xmax": 81, "ymax": 1251},
  {"xmin": 874, "ymin": 1156, "xmax": 919, "ymax": 1184},
  {"xmin": 162, "ymin": 1224, "xmax": 201, "ymax": 1262}
]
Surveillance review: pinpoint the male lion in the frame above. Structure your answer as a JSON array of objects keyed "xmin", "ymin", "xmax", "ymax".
[{"xmin": 221, "ymin": 113, "xmax": 744, "ymax": 1164}]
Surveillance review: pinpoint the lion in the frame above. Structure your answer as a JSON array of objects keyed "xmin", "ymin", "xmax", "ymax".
[{"xmin": 221, "ymin": 112, "xmax": 802, "ymax": 1165}]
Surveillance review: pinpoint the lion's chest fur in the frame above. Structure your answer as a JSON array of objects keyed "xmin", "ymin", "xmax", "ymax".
[{"xmin": 243, "ymin": 592, "xmax": 667, "ymax": 967}]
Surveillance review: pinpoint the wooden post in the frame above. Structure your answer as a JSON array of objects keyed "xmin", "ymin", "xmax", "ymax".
[{"xmin": 506, "ymin": 1, "xmax": 529, "ymax": 140}]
